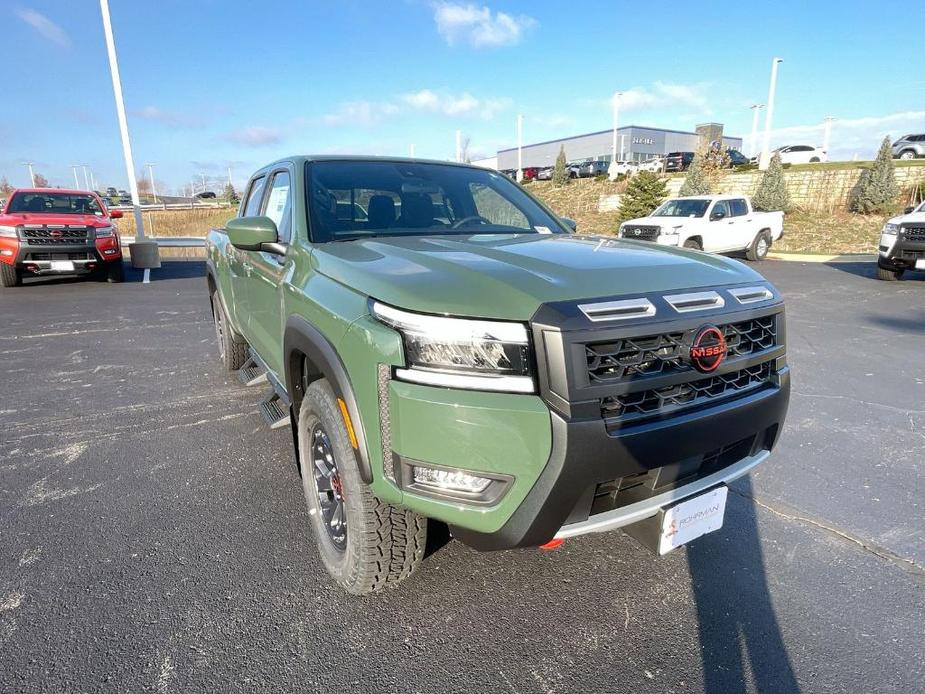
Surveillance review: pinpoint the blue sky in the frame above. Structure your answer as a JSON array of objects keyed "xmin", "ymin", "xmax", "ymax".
[{"xmin": 4, "ymin": 0, "xmax": 924, "ymax": 193}]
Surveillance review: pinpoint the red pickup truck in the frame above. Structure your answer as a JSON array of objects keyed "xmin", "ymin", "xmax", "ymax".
[{"xmin": 0, "ymin": 188, "xmax": 125, "ymax": 287}]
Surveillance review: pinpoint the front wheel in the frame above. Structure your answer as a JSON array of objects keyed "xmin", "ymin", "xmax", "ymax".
[
  {"xmin": 877, "ymin": 264, "xmax": 903, "ymax": 281},
  {"xmin": 683, "ymin": 238, "xmax": 702, "ymax": 251},
  {"xmin": 746, "ymin": 231, "xmax": 771, "ymax": 261},
  {"xmin": 899, "ymin": 150, "xmax": 916, "ymax": 160},
  {"xmin": 298, "ymin": 379, "xmax": 426, "ymax": 594},
  {"xmin": 0, "ymin": 263, "xmax": 22, "ymax": 288}
]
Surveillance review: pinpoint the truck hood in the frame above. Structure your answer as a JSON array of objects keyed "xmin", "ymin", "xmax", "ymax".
[
  {"xmin": 0, "ymin": 212, "xmax": 112, "ymax": 227},
  {"xmin": 888, "ymin": 211, "xmax": 925, "ymax": 225},
  {"xmin": 313, "ymin": 234, "xmax": 764, "ymax": 321}
]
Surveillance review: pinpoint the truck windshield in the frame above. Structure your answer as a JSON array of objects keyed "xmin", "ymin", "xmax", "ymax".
[
  {"xmin": 8, "ymin": 193, "xmax": 103, "ymax": 216},
  {"xmin": 652, "ymin": 199, "xmax": 711, "ymax": 217},
  {"xmin": 307, "ymin": 160, "xmax": 566, "ymax": 242}
]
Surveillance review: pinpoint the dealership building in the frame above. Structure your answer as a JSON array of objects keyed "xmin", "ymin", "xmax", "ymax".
[{"xmin": 495, "ymin": 123, "xmax": 743, "ymax": 170}]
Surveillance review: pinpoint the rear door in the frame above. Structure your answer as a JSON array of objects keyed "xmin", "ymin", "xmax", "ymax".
[{"xmin": 246, "ymin": 166, "xmax": 293, "ymax": 377}]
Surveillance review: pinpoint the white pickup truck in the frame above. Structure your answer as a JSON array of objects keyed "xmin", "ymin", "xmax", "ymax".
[{"xmin": 618, "ymin": 195, "xmax": 784, "ymax": 261}]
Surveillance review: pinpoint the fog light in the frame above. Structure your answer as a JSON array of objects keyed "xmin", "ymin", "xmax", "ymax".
[
  {"xmin": 103, "ymin": 249, "xmax": 117, "ymax": 255},
  {"xmin": 412, "ymin": 466, "xmax": 492, "ymax": 494},
  {"xmin": 0, "ymin": 249, "xmax": 12, "ymax": 256}
]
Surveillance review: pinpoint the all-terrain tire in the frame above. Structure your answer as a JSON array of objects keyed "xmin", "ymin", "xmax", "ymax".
[
  {"xmin": 211, "ymin": 291, "xmax": 248, "ymax": 370},
  {"xmin": 298, "ymin": 379, "xmax": 426, "ymax": 594},
  {"xmin": 106, "ymin": 261, "xmax": 125, "ymax": 283},
  {"xmin": 746, "ymin": 231, "xmax": 771, "ymax": 262},
  {"xmin": 683, "ymin": 238, "xmax": 702, "ymax": 251},
  {"xmin": 0, "ymin": 263, "xmax": 21, "ymax": 288},
  {"xmin": 876, "ymin": 264, "xmax": 903, "ymax": 281}
]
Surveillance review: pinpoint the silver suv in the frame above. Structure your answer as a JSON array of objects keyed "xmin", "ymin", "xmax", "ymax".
[{"xmin": 892, "ymin": 134, "xmax": 925, "ymax": 160}]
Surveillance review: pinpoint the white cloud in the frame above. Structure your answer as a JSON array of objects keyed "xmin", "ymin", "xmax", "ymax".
[
  {"xmin": 614, "ymin": 81, "xmax": 711, "ymax": 113},
  {"xmin": 134, "ymin": 106, "xmax": 203, "ymax": 128},
  {"xmin": 319, "ymin": 89, "xmax": 511, "ymax": 126},
  {"xmin": 15, "ymin": 8, "xmax": 70, "ymax": 47},
  {"xmin": 433, "ymin": 2, "xmax": 537, "ymax": 48},
  {"xmin": 227, "ymin": 126, "xmax": 282, "ymax": 147}
]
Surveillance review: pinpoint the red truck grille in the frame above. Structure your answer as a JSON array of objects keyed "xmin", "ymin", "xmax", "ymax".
[{"xmin": 21, "ymin": 227, "xmax": 90, "ymax": 245}]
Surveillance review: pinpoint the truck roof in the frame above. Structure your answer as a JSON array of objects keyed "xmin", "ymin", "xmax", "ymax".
[
  {"xmin": 10, "ymin": 188, "xmax": 99, "ymax": 196},
  {"xmin": 673, "ymin": 194, "xmax": 749, "ymax": 201},
  {"xmin": 254, "ymin": 154, "xmax": 485, "ymax": 173}
]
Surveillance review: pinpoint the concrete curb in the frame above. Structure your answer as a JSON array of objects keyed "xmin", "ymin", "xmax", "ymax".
[{"xmin": 768, "ymin": 252, "xmax": 876, "ymax": 263}]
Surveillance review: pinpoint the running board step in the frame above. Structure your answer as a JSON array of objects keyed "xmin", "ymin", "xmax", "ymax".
[
  {"xmin": 259, "ymin": 393, "xmax": 290, "ymax": 429},
  {"xmin": 238, "ymin": 357, "xmax": 267, "ymax": 387}
]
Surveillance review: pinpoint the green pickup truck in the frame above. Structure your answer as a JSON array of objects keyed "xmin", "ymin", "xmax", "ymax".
[{"xmin": 206, "ymin": 156, "xmax": 790, "ymax": 594}]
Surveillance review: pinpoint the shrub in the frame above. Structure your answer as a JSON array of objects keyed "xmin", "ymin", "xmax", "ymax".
[
  {"xmin": 222, "ymin": 182, "xmax": 239, "ymax": 205},
  {"xmin": 552, "ymin": 145, "xmax": 570, "ymax": 186},
  {"xmin": 617, "ymin": 171, "xmax": 668, "ymax": 224},
  {"xmin": 851, "ymin": 136, "xmax": 898, "ymax": 214},
  {"xmin": 679, "ymin": 153, "xmax": 711, "ymax": 196},
  {"xmin": 752, "ymin": 153, "xmax": 791, "ymax": 212}
]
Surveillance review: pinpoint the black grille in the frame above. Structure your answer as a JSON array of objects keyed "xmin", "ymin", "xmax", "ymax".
[
  {"xmin": 903, "ymin": 225, "xmax": 925, "ymax": 242},
  {"xmin": 586, "ymin": 315, "xmax": 777, "ymax": 383},
  {"xmin": 622, "ymin": 225, "xmax": 660, "ymax": 241},
  {"xmin": 600, "ymin": 360, "xmax": 775, "ymax": 423},
  {"xmin": 21, "ymin": 228, "xmax": 89, "ymax": 245},
  {"xmin": 26, "ymin": 252, "xmax": 93, "ymax": 261}
]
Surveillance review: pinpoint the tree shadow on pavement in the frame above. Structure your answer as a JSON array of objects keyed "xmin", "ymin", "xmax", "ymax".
[
  {"xmin": 823, "ymin": 260, "xmax": 925, "ymax": 282},
  {"xmin": 687, "ymin": 476, "xmax": 800, "ymax": 694}
]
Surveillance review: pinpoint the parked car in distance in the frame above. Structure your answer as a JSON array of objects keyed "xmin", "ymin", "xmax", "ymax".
[
  {"xmin": 535, "ymin": 166, "xmax": 554, "ymax": 181},
  {"xmin": 891, "ymin": 134, "xmax": 925, "ymax": 160},
  {"xmin": 0, "ymin": 188, "xmax": 125, "ymax": 286},
  {"xmin": 768, "ymin": 145, "xmax": 827, "ymax": 165},
  {"xmin": 577, "ymin": 160, "xmax": 609, "ymax": 178},
  {"xmin": 608, "ymin": 160, "xmax": 637, "ymax": 178},
  {"xmin": 206, "ymin": 156, "xmax": 789, "ymax": 594},
  {"xmin": 876, "ymin": 200, "xmax": 925, "ymax": 280},
  {"xmin": 106, "ymin": 186, "xmax": 118, "ymax": 197},
  {"xmin": 195, "ymin": 191, "xmax": 218, "ymax": 199},
  {"xmin": 725, "ymin": 149, "xmax": 751, "ymax": 167},
  {"xmin": 665, "ymin": 152, "xmax": 695, "ymax": 172},
  {"xmin": 636, "ymin": 158, "xmax": 664, "ymax": 173},
  {"xmin": 521, "ymin": 167, "xmax": 539, "ymax": 181},
  {"xmin": 619, "ymin": 194, "xmax": 784, "ymax": 261}
]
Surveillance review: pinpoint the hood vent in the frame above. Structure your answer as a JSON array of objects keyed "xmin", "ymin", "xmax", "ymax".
[{"xmin": 578, "ymin": 298, "xmax": 656, "ymax": 322}]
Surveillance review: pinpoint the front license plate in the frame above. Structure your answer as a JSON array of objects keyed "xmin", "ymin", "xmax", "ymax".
[
  {"xmin": 50, "ymin": 261, "xmax": 75, "ymax": 272},
  {"xmin": 915, "ymin": 259, "xmax": 925, "ymax": 270},
  {"xmin": 658, "ymin": 486, "xmax": 728, "ymax": 555}
]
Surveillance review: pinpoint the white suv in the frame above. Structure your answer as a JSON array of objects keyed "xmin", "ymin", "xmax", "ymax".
[{"xmin": 770, "ymin": 145, "xmax": 827, "ymax": 165}]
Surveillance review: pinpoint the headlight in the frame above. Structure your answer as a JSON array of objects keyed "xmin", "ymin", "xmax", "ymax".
[
  {"xmin": 371, "ymin": 300, "xmax": 534, "ymax": 393},
  {"xmin": 881, "ymin": 223, "xmax": 900, "ymax": 235},
  {"xmin": 0, "ymin": 225, "xmax": 18, "ymax": 238},
  {"xmin": 94, "ymin": 225, "xmax": 115, "ymax": 237}
]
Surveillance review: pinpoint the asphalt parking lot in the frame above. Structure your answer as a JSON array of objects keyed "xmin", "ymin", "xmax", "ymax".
[{"xmin": 0, "ymin": 260, "xmax": 922, "ymax": 693}]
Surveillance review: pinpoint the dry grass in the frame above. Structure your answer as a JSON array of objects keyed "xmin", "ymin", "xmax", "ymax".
[
  {"xmin": 526, "ymin": 179, "xmax": 625, "ymax": 236},
  {"xmin": 772, "ymin": 210, "xmax": 889, "ymax": 254},
  {"xmin": 116, "ymin": 207, "xmax": 235, "ymax": 238}
]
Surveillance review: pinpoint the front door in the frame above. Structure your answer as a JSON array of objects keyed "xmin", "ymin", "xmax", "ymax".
[
  {"xmin": 705, "ymin": 200, "xmax": 736, "ymax": 252},
  {"xmin": 246, "ymin": 168, "xmax": 293, "ymax": 378}
]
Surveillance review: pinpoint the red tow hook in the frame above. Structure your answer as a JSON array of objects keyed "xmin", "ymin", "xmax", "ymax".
[{"xmin": 538, "ymin": 538, "xmax": 564, "ymax": 551}]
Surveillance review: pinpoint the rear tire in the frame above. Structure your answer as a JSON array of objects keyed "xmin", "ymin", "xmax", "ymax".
[
  {"xmin": 899, "ymin": 150, "xmax": 916, "ymax": 160},
  {"xmin": 298, "ymin": 379, "xmax": 426, "ymax": 595},
  {"xmin": 683, "ymin": 238, "xmax": 702, "ymax": 251},
  {"xmin": 809, "ymin": 157, "xmax": 821, "ymax": 163},
  {"xmin": 877, "ymin": 264, "xmax": 903, "ymax": 281},
  {"xmin": 0, "ymin": 263, "xmax": 21, "ymax": 288},
  {"xmin": 746, "ymin": 231, "xmax": 771, "ymax": 261},
  {"xmin": 211, "ymin": 291, "xmax": 248, "ymax": 370}
]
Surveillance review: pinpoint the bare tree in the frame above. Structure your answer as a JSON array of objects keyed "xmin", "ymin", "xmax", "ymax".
[
  {"xmin": 460, "ymin": 136, "xmax": 472, "ymax": 164},
  {"xmin": 0, "ymin": 177, "xmax": 13, "ymax": 196},
  {"xmin": 33, "ymin": 173, "xmax": 50, "ymax": 188}
]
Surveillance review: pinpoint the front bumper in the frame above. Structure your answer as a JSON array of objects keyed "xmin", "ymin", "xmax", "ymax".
[
  {"xmin": 879, "ymin": 235, "xmax": 925, "ymax": 269},
  {"xmin": 11, "ymin": 238, "xmax": 121, "ymax": 275}
]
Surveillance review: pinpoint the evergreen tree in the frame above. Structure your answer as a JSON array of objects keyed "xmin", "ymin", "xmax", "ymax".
[
  {"xmin": 617, "ymin": 171, "xmax": 669, "ymax": 224},
  {"xmin": 752, "ymin": 153, "xmax": 791, "ymax": 212},
  {"xmin": 552, "ymin": 145, "xmax": 570, "ymax": 186},
  {"xmin": 679, "ymin": 153, "xmax": 711, "ymax": 196},
  {"xmin": 222, "ymin": 182, "xmax": 240, "ymax": 205},
  {"xmin": 851, "ymin": 136, "xmax": 898, "ymax": 214}
]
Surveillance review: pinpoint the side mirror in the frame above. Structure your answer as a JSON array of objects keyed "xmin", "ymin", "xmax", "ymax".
[
  {"xmin": 110, "ymin": 210, "xmax": 123, "ymax": 219},
  {"xmin": 710, "ymin": 210, "xmax": 726, "ymax": 221},
  {"xmin": 226, "ymin": 216, "xmax": 282, "ymax": 253},
  {"xmin": 904, "ymin": 206, "xmax": 915, "ymax": 214},
  {"xmin": 561, "ymin": 217, "xmax": 578, "ymax": 232}
]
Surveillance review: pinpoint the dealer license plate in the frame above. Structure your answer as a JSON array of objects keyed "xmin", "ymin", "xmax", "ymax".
[
  {"xmin": 658, "ymin": 486, "xmax": 728, "ymax": 555},
  {"xmin": 915, "ymin": 259, "xmax": 925, "ymax": 270},
  {"xmin": 50, "ymin": 261, "xmax": 75, "ymax": 272}
]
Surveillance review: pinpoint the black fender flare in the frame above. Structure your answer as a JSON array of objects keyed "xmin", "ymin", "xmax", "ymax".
[{"xmin": 284, "ymin": 315, "xmax": 373, "ymax": 483}]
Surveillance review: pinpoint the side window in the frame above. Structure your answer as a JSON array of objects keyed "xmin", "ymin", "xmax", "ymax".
[
  {"xmin": 263, "ymin": 171, "xmax": 292, "ymax": 243},
  {"xmin": 243, "ymin": 176, "xmax": 266, "ymax": 217},
  {"xmin": 730, "ymin": 199, "xmax": 748, "ymax": 217},
  {"xmin": 711, "ymin": 200, "xmax": 731, "ymax": 219},
  {"xmin": 468, "ymin": 183, "xmax": 530, "ymax": 229}
]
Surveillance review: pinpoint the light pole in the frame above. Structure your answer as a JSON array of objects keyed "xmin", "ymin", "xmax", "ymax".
[
  {"xmin": 611, "ymin": 91, "xmax": 623, "ymax": 161},
  {"xmin": 749, "ymin": 104, "xmax": 765, "ymax": 158},
  {"xmin": 516, "ymin": 114, "xmax": 524, "ymax": 182},
  {"xmin": 23, "ymin": 162, "xmax": 35, "ymax": 187},
  {"xmin": 409, "ymin": 144, "xmax": 416, "ymax": 158},
  {"xmin": 759, "ymin": 57, "xmax": 783, "ymax": 170},
  {"xmin": 71, "ymin": 165, "xmax": 81, "ymax": 188},
  {"xmin": 822, "ymin": 116, "xmax": 836, "ymax": 155},
  {"xmin": 99, "ymin": 0, "xmax": 153, "ymax": 269},
  {"xmin": 455, "ymin": 130, "xmax": 462, "ymax": 163},
  {"xmin": 145, "ymin": 163, "xmax": 158, "ymax": 203},
  {"xmin": 81, "ymin": 164, "xmax": 91, "ymax": 189},
  {"xmin": 620, "ymin": 134, "xmax": 626, "ymax": 161}
]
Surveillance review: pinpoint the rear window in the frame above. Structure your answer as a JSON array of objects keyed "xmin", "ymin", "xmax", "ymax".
[
  {"xmin": 306, "ymin": 160, "xmax": 565, "ymax": 242},
  {"xmin": 8, "ymin": 192, "xmax": 104, "ymax": 216}
]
